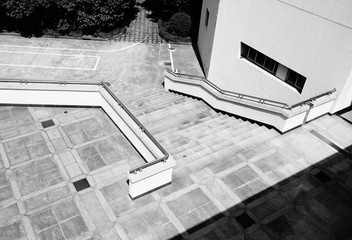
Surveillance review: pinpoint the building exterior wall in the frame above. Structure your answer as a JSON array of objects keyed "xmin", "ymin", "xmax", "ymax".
[
  {"xmin": 197, "ymin": 0, "xmax": 219, "ymax": 76},
  {"xmin": 197, "ymin": 0, "xmax": 352, "ymax": 112}
]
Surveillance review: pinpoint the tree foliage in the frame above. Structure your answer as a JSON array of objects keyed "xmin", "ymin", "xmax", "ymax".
[
  {"xmin": 0, "ymin": 0, "xmax": 137, "ymax": 36},
  {"xmin": 168, "ymin": 12, "xmax": 191, "ymax": 37},
  {"xmin": 141, "ymin": 0, "xmax": 190, "ymax": 21}
]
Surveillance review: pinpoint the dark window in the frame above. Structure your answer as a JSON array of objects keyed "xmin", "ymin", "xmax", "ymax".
[
  {"xmin": 264, "ymin": 57, "xmax": 276, "ymax": 73},
  {"xmin": 205, "ymin": 9, "xmax": 209, "ymax": 27},
  {"xmin": 241, "ymin": 42, "xmax": 306, "ymax": 93}
]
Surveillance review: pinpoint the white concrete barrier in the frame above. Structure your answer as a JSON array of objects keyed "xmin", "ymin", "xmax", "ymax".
[{"xmin": 0, "ymin": 80, "xmax": 175, "ymax": 199}]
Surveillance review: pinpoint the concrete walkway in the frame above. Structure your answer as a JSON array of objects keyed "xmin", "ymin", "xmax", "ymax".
[{"xmin": 0, "ymin": 34, "xmax": 352, "ymax": 240}]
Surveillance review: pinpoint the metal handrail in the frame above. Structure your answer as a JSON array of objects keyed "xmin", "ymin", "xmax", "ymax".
[
  {"xmin": 289, "ymin": 88, "xmax": 336, "ymax": 109},
  {"xmin": 101, "ymin": 84, "xmax": 169, "ymax": 174},
  {"xmin": 166, "ymin": 68, "xmax": 336, "ymax": 110},
  {"xmin": 0, "ymin": 78, "xmax": 169, "ymax": 174}
]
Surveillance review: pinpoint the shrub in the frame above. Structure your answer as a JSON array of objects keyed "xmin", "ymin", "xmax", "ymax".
[
  {"xmin": 167, "ymin": 12, "xmax": 191, "ymax": 37},
  {"xmin": 158, "ymin": 20, "xmax": 191, "ymax": 43}
]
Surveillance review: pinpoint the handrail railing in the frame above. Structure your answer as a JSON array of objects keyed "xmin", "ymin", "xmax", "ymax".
[
  {"xmin": 166, "ymin": 68, "xmax": 336, "ymax": 110},
  {"xmin": 0, "ymin": 78, "xmax": 169, "ymax": 174},
  {"xmin": 289, "ymin": 88, "xmax": 336, "ymax": 109},
  {"xmin": 101, "ymin": 84, "xmax": 169, "ymax": 174}
]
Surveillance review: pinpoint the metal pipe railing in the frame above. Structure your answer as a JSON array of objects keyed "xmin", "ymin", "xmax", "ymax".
[
  {"xmin": 289, "ymin": 88, "xmax": 336, "ymax": 109},
  {"xmin": 0, "ymin": 78, "xmax": 169, "ymax": 174},
  {"xmin": 101, "ymin": 84, "xmax": 169, "ymax": 174},
  {"xmin": 166, "ymin": 68, "xmax": 336, "ymax": 111}
]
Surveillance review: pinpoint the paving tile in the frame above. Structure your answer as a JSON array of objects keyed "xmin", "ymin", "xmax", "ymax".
[
  {"xmin": 298, "ymin": 185, "xmax": 352, "ymax": 237},
  {"xmin": 101, "ymin": 182, "xmax": 126, "ymax": 203},
  {"xmin": 27, "ymin": 143, "xmax": 50, "ymax": 159},
  {"xmin": 23, "ymin": 133, "xmax": 44, "ymax": 148},
  {"xmin": 65, "ymin": 163, "xmax": 82, "ymax": 178},
  {"xmin": 222, "ymin": 172, "xmax": 245, "ymax": 190},
  {"xmin": 77, "ymin": 145, "xmax": 99, "ymax": 159},
  {"xmin": 85, "ymin": 154, "xmax": 107, "ymax": 171},
  {"xmin": 99, "ymin": 227, "xmax": 122, "ymax": 240},
  {"xmin": 0, "ymin": 169, "xmax": 8, "ymax": 188},
  {"xmin": 0, "ymin": 220, "xmax": 27, "ymax": 240},
  {"xmin": 85, "ymin": 126, "xmax": 106, "ymax": 139},
  {"xmin": 0, "ymin": 204, "xmax": 19, "ymax": 224},
  {"xmin": 53, "ymin": 200, "xmax": 80, "ymax": 221},
  {"xmin": 63, "ymin": 123, "xmax": 82, "ymax": 135},
  {"xmin": 7, "ymin": 149, "xmax": 31, "ymax": 165},
  {"xmin": 14, "ymin": 157, "xmax": 63, "ymax": 196},
  {"xmin": 266, "ymin": 208, "xmax": 332, "ymax": 240},
  {"xmin": 37, "ymin": 225, "xmax": 65, "ymax": 240},
  {"xmin": 52, "ymin": 138, "xmax": 68, "ymax": 151},
  {"xmin": 46, "ymin": 128, "xmax": 62, "ymax": 140},
  {"xmin": 153, "ymin": 222, "xmax": 180, "ymax": 240},
  {"xmin": 119, "ymin": 213, "xmax": 150, "ymax": 239},
  {"xmin": 58, "ymin": 151, "xmax": 76, "ymax": 165},
  {"xmin": 0, "ymin": 186, "xmax": 13, "ymax": 202},
  {"xmin": 80, "ymin": 191, "xmax": 111, "ymax": 228},
  {"xmin": 4, "ymin": 139, "xmax": 26, "ymax": 153},
  {"xmin": 24, "ymin": 186, "xmax": 70, "ymax": 211},
  {"xmin": 96, "ymin": 138, "xmax": 119, "ymax": 153},
  {"xmin": 60, "ymin": 216, "xmax": 88, "ymax": 239},
  {"xmin": 141, "ymin": 204, "xmax": 169, "ymax": 229},
  {"xmin": 167, "ymin": 194, "xmax": 194, "ymax": 218},
  {"xmin": 247, "ymin": 229, "xmax": 272, "ymax": 240},
  {"xmin": 80, "ymin": 118, "xmax": 100, "ymax": 130},
  {"xmin": 69, "ymin": 132, "xmax": 90, "ymax": 145},
  {"xmin": 30, "ymin": 209, "xmax": 58, "ymax": 232}
]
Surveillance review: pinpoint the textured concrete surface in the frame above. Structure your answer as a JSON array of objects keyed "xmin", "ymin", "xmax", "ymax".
[{"xmin": 1, "ymin": 18, "xmax": 352, "ymax": 240}]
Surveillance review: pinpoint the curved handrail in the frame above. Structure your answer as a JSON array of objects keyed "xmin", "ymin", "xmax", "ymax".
[
  {"xmin": 166, "ymin": 68, "xmax": 336, "ymax": 110},
  {"xmin": 0, "ymin": 78, "xmax": 169, "ymax": 174}
]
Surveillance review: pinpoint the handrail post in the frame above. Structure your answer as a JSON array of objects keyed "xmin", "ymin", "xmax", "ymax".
[
  {"xmin": 168, "ymin": 44, "xmax": 176, "ymax": 72},
  {"xmin": 302, "ymin": 102, "xmax": 314, "ymax": 125}
]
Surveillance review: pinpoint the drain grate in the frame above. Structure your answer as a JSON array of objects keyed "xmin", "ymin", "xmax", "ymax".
[
  {"xmin": 314, "ymin": 171, "xmax": 332, "ymax": 183},
  {"xmin": 235, "ymin": 212, "xmax": 255, "ymax": 229},
  {"xmin": 73, "ymin": 178, "xmax": 90, "ymax": 192},
  {"xmin": 41, "ymin": 119, "xmax": 55, "ymax": 128}
]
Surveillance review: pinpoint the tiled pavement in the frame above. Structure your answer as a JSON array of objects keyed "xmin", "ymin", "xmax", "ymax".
[
  {"xmin": 114, "ymin": 7, "xmax": 166, "ymax": 44},
  {"xmin": 1, "ymin": 100, "xmax": 352, "ymax": 240}
]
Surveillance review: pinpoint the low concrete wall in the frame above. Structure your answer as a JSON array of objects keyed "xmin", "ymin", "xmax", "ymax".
[
  {"xmin": 164, "ymin": 72, "xmax": 337, "ymax": 133},
  {"xmin": 128, "ymin": 156, "xmax": 176, "ymax": 199},
  {"xmin": 0, "ymin": 80, "xmax": 175, "ymax": 199}
]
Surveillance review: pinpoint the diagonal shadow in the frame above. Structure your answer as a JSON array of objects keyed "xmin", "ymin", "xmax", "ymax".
[{"xmin": 165, "ymin": 142, "xmax": 352, "ymax": 240}]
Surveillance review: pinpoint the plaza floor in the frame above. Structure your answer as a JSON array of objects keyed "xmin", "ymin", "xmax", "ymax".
[{"xmin": 0, "ymin": 32, "xmax": 352, "ymax": 240}]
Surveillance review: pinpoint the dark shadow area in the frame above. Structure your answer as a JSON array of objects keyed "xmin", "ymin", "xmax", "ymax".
[
  {"xmin": 165, "ymin": 141, "xmax": 352, "ymax": 239},
  {"xmin": 140, "ymin": 0, "xmax": 203, "ymax": 43},
  {"xmin": 0, "ymin": 0, "xmax": 139, "ymax": 38}
]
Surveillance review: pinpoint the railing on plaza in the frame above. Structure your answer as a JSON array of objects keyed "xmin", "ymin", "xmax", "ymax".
[
  {"xmin": 101, "ymin": 84, "xmax": 169, "ymax": 174},
  {"xmin": 165, "ymin": 68, "xmax": 336, "ymax": 111},
  {"xmin": 0, "ymin": 78, "xmax": 169, "ymax": 174}
]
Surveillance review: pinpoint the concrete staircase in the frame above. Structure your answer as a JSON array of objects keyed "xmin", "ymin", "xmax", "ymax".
[{"xmin": 122, "ymin": 90, "xmax": 281, "ymax": 170}]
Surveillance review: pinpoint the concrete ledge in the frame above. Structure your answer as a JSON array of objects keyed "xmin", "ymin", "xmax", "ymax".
[
  {"xmin": 0, "ymin": 80, "xmax": 175, "ymax": 199},
  {"xmin": 164, "ymin": 71, "xmax": 337, "ymax": 133},
  {"xmin": 128, "ymin": 156, "xmax": 176, "ymax": 199}
]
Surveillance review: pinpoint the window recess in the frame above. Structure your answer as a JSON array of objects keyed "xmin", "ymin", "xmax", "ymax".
[{"xmin": 241, "ymin": 42, "xmax": 306, "ymax": 93}]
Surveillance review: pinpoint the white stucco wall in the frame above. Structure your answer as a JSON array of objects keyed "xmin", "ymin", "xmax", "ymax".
[
  {"xmin": 198, "ymin": 0, "xmax": 352, "ymax": 111},
  {"xmin": 197, "ymin": 0, "xmax": 219, "ymax": 76}
]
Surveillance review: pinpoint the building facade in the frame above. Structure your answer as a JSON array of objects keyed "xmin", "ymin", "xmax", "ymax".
[{"xmin": 165, "ymin": 0, "xmax": 352, "ymax": 132}]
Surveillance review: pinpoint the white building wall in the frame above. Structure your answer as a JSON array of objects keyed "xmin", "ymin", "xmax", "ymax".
[
  {"xmin": 197, "ymin": 0, "xmax": 219, "ymax": 76},
  {"xmin": 198, "ymin": 0, "xmax": 352, "ymax": 111}
]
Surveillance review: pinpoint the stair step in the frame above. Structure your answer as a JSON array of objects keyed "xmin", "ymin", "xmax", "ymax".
[
  {"xmin": 139, "ymin": 101, "xmax": 212, "ymax": 129},
  {"xmin": 157, "ymin": 114, "xmax": 219, "ymax": 146},
  {"xmin": 133, "ymin": 96, "xmax": 189, "ymax": 117},
  {"xmin": 128, "ymin": 92, "xmax": 183, "ymax": 111},
  {"xmin": 170, "ymin": 121, "xmax": 254, "ymax": 157},
  {"xmin": 124, "ymin": 90, "xmax": 168, "ymax": 108}
]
